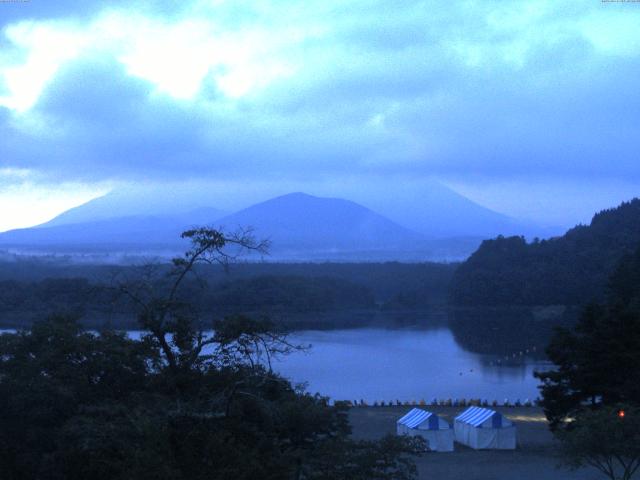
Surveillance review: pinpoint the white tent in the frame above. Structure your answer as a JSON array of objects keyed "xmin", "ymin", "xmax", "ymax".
[
  {"xmin": 396, "ymin": 408, "xmax": 454, "ymax": 452},
  {"xmin": 453, "ymin": 406, "xmax": 516, "ymax": 450}
]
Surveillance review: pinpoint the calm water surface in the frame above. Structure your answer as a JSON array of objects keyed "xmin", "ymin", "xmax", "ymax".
[
  {"xmin": 1, "ymin": 327, "xmax": 550, "ymax": 402},
  {"xmin": 277, "ymin": 328, "xmax": 550, "ymax": 403}
]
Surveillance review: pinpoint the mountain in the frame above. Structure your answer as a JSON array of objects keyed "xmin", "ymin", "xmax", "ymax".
[
  {"xmin": 450, "ymin": 198, "xmax": 640, "ymax": 306},
  {"xmin": 215, "ymin": 192, "xmax": 426, "ymax": 259},
  {"xmin": 368, "ymin": 179, "xmax": 559, "ymax": 239},
  {"xmin": 0, "ymin": 188, "xmax": 526, "ymax": 261},
  {"xmin": 0, "ymin": 192, "xmax": 428, "ymax": 260},
  {"xmin": 40, "ymin": 187, "xmax": 225, "ymax": 227},
  {"xmin": 0, "ymin": 207, "xmax": 226, "ymax": 249}
]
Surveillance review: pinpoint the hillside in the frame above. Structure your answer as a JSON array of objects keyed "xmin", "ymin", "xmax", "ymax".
[
  {"xmin": 216, "ymin": 192, "xmax": 423, "ymax": 256},
  {"xmin": 373, "ymin": 179, "xmax": 554, "ymax": 239},
  {"xmin": 0, "ymin": 192, "xmax": 432, "ymax": 260},
  {"xmin": 0, "ymin": 188, "xmax": 535, "ymax": 261},
  {"xmin": 0, "ymin": 208, "xmax": 225, "ymax": 249},
  {"xmin": 40, "ymin": 187, "xmax": 226, "ymax": 227},
  {"xmin": 450, "ymin": 198, "xmax": 640, "ymax": 306}
]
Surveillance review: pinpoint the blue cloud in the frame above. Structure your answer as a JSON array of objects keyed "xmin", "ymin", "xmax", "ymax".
[{"xmin": 0, "ymin": 0, "xmax": 638, "ymax": 226}]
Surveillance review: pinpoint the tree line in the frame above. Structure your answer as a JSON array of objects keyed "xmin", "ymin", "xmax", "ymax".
[
  {"xmin": 537, "ymin": 244, "xmax": 640, "ymax": 479},
  {"xmin": 450, "ymin": 199, "xmax": 640, "ymax": 306},
  {"xmin": 0, "ymin": 228, "xmax": 424, "ymax": 479},
  {"xmin": 0, "ymin": 265, "xmax": 455, "ymax": 330}
]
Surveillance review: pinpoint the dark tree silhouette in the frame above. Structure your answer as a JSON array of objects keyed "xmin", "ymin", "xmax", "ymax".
[
  {"xmin": 451, "ymin": 199, "xmax": 640, "ymax": 307},
  {"xmin": 0, "ymin": 227, "xmax": 424, "ymax": 480},
  {"xmin": 558, "ymin": 405, "xmax": 640, "ymax": 480},
  {"xmin": 535, "ymin": 245, "xmax": 640, "ymax": 428},
  {"xmin": 536, "ymin": 246, "xmax": 640, "ymax": 480}
]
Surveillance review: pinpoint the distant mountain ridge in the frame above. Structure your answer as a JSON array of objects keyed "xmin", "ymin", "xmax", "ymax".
[
  {"xmin": 0, "ymin": 192, "xmax": 428, "ymax": 258},
  {"xmin": 39, "ymin": 189, "xmax": 226, "ymax": 227},
  {"xmin": 0, "ymin": 208, "xmax": 225, "ymax": 248},
  {"xmin": 0, "ymin": 186, "xmax": 542, "ymax": 262},
  {"xmin": 216, "ymin": 192, "xmax": 422, "ymax": 253},
  {"xmin": 450, "ymin": 198, "xmax": 640, "ymax": 306},
  {"xmin": 365, "ymin": 179, "xmax": 558, "ymax": 239}
]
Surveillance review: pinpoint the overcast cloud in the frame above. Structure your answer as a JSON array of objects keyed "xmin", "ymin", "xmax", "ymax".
[{"xmin": 0, "ymin": 0, "xmax": 639, "ymax": 230}]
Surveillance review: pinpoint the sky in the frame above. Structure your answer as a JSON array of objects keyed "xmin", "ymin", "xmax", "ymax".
[{"xmin": 0, "ymin": 0, "xmax": 639, "ymax": 232}]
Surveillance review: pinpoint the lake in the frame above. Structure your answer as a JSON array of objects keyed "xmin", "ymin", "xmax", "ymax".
[
  {"xmin": 0, "ymin": 326, "xmax": 551, "ymax": 403},
  {"xmin": 276, "ymin": 328, "xmax": 550, "ymax": 403}
]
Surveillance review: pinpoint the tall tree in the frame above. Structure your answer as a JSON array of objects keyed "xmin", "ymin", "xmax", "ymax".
[
  {"xmin": 558, "ymin": 405, "xmax": 640, "ymax": 480},
  {"xmin": 535, "ymin": 245, "xmax": 640, "ymax": 428},
  {"xmin": 0, "ymin": 227, "xmax": 424, "ymax": 480}
]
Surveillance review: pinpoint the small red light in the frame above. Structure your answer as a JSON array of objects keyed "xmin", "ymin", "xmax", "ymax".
[{"xmin": 618, "ymin": 410, "xmax": 625, "ymax": 418}]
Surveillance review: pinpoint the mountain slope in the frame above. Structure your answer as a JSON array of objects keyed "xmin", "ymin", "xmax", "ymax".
[
  {"xmin": 450, "ymin": 198, "xmax": 640, "ymax": 306},
  {"xmin": 0, "ymin": 190, "xmax": 494, "ymax": 261},
  {"xmin": 216, "ymin": 192, "xmax": 424, "ymax": 256},
  {"xmin": 0, "ymin": 192, "xmax": 428, "ymax": 259},
  {"xmin": 0, "ymin": 208, "xmax": 225, "ymax": 248},
  {"xmin": 40, "ymin": 188, "xmax": 225, "ymax": 228},
  {"xmin": 366, "ymin": 179, "xmax": 556, "ymax": 239}
]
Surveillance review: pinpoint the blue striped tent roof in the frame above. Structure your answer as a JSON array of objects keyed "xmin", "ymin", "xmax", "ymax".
[
  {"xmin": 455, "ymin": 407, "xmax": 503, "ymax": 427},
  {"xmin": 397, "ymin": 408, "xmax": 439, "ymax": 429}
]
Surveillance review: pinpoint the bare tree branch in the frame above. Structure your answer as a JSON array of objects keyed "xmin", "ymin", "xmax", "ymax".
[{"xmin": 113, "ymin": 226, "xmax": 270, "ymax": 373}]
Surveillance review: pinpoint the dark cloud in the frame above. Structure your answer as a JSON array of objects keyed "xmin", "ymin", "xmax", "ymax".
[
  {"xmin": 0, "ymin": 0, "xmax": 638, "ymax": 225},
  {"xmin": 2, "ymin": 46, "xmax": 640, "ymax": 185}
]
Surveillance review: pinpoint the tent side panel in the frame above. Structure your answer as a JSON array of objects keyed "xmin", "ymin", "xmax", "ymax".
[
  {"xmin": 436, "ymin": 430, "xmax": 455, "ymax": 452},
  {"xmin": 476, "ymin": 427, "xmax": 499, "ymax": 449},
  {"xmin": 454, "ymin": 421, "xmax": 474, "ymax": 448}
]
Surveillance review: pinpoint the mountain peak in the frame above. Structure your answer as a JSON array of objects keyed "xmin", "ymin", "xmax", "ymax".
[
  {"xmin": 0, "ymin": 186, "xmax": 541, "ymax": 261},
  {"xmin": 214, "ymin": 193, "xmax": 421, "ymax": 257},
  {"xmin": 262, "ymin": 192, "xmax": 351, "ymax": 205}
]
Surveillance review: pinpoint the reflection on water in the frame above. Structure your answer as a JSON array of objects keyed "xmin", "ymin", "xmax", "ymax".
[
  {"xmin": 0, "ymin": 326, "xmax": 552, "ymax": 403},
  {"xmin": 276, "ymin": 328, "xmax": 552, "ymax": 403},
  {"xmin": 448, "ymin": 306, "xmax": 578, "ymax": 355}
]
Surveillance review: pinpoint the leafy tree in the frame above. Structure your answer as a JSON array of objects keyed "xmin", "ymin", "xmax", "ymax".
[
  {"xmin": 0, "ymin": 259, "xmax": 456, "ymax": 330},
  {"xmin": 535, "ymin": 245, "xmax": 640, "ymax": 428},
  {"xmin": 0, "ymin": 227, "xmax": 423, "ymax": 479},
  {"xmin": 115, "ymin": 227, "xmax": 271, "ymax": 373},
  {"xmin": 301, "ymin": 435, "xmax": 423, "ymax": 480},
  {"xmin": 451, "ymin": 198, "xmax": 640, "ymax": 307},
  {"xmin": 0, "ymin": 315, "xmax": 155, "ymax": 480},
  {"xmin": 535, "ymin": 246, "xmax": 640, "ymax": 479},
  {"xmin": 558, "ymin": 405, "xmax": 640, "ymax": 480}
]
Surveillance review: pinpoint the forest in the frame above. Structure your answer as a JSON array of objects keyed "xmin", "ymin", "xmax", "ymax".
[
  {"xmin": 2, "ymin": 199, "xmax": 639, "ymax": 352},
  {"xmin": 0, "ymin": 261, "xmax": 456, "ymax": 330},
  {"xmin": 0, "ymin": 229, "xmax": 425, "ymax": 479},
  {"xmin": 450, "ymin": 199, "xmax": 640, "ymax": 306}
]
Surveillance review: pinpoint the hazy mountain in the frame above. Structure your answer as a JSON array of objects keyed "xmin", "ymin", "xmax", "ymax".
[
  {"xmin": 216, "ymin": 192, "xmax": 425, "ymax": 259},
  {"xmin": 370, "ymin": 180, "xmax": 559, "ymax": 239},
  {"xmin": 0, "ymin": 208, "xmax": 225, "ymax": 249},
  {"xmin": 0, "ymin": 192, "xmax": 423, "ymax": 257},
  {"xmin": 41, "ymin": 187, "xmax": 226, "ymax": 227},
  {"xmin": 0, "ymin": 189, "xmax": 518, "ymax": 261}
]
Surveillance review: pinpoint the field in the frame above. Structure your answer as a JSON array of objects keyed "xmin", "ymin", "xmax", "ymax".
[{"xmin": 349, "ymin": 406, "xmax": 601, "ymax": 480}]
